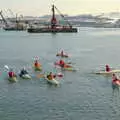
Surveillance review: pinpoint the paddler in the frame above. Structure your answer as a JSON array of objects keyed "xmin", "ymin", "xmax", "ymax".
[
  {"xmin": 105, "ymin": 65, "xmax": 111, "ymax": 72},
  {"xmin": 59, "ymin": 59, "xmax": 72, "ymax": 68},
  {"xmin": 112, "ymin": 73, "xmax": 120, "ymax": 83},
  {"xmin": 59, "ymin": 59, "xmax": 65, "ymax": 67},
  {"xmin": 61, "ymin": 50, "xmax": 64, "ymax": 56},
  {"xmin": 8, "ymin": 68, "xmax": 16, "ymax": 78},
  {"xmin": 34, "ymin": 60, "xmax": 41, "ymax": 68},
  {"xmin": 19, "ymin": 67, "xmax": 28, "ymax": 77},
  {"xmin": 47, "ymin": 72, "xmax": 56, "ymax": 80}
]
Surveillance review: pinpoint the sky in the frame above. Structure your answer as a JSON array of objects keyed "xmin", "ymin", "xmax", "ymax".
[{"xmin": 0, "ymin": 0, "xmax": 120, "ymax": 16}]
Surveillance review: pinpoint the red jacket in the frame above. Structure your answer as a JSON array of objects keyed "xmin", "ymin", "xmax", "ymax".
[{"xmin": 8, "ymin": 72, "xmax": 15, "ymax": 78}]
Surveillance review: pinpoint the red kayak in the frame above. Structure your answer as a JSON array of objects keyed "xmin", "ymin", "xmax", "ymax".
[{"xmin": 54, "ymin": 62, "xmax": 72, "ymax": 68}]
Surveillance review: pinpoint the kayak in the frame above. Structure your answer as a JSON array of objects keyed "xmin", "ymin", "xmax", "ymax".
[
  {"xmin": 8, "ymin": 77, "xmax": 17, "ymax": 82},
  {"xmin": 55, "ymin": 62, "xmax": 76, "ymax": 71},
  {"xmin": 54, "ymin": 62, "xmax": 72, "ymax": 67},
  {"xmin": 56, "ymin": 53, "xmax": 68, "ymax": 58},
  {"xmin": 20, "ymin": 74, "xmax": 31, "ymax": 79},
  {"xmin": 45, "ymin": 77, "xmax": 59, "ymax": 85},
  {"xmin": 62, "ymin": 67, "xmax": 77, "ymax": 72},
  {"xmin": 34, "ymin": 66, "xmax": 42, "ymax": 71},
  {"xmin": 95, "ymin": 70, "xmax": 120, "ymax": 74}
]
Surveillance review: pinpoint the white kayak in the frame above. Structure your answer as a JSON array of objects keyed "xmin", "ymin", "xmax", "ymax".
[
  {"xmin": 8, "ymin": 77, "xmax": 17, "ymax": 82},
  {"xmin": 95, "ymin": 70, "xmax": 120, "ymax": 74},
  {"xmin": 45, "ymin": 77, "xmax": 59, "ymax": 85},
  {"xmin": 20, "ymin": 74, "xmax": 31, "ymax": 79}
]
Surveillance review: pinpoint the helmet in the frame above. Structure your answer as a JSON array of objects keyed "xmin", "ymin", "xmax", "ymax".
[
  {"xmin": 106, "ymin": 65, "xmax": 109, "ymax": 67},
  {"xmin": 113, "ymin": 73, "xmax": 115, "ymax": 76}
]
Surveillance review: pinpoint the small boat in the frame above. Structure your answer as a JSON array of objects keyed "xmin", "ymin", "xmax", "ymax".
[
  {"xmin": 0, "ymin": 11, "xmax": 26, "ymax": 31},
  {"xmin": 45, "ymin": 77, "xmax": 59, "ymax": 85},
  {"xmin": 20, "ymin": 74, "xmax": 31, "ymax": 79},
  {"xmin": 27, "ymin": 4, "xmax": 77, "ymax": 33},
  {"xmin": 95, "ymin": 70, "xmax": 120, "ymax": 74},
  {"xmin": 56, "ymin": 53, "xmax": 68, "ymax": 58},
  {"xmin": 8, "ymin": 77, "xmax": 17, "ymax": 82}
]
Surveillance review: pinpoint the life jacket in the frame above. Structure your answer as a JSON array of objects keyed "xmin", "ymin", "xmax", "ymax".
[
  {"xmin": 34, "ymin": 62, "xmax": 40, "ymax": 68},
  {"xmin": 59, "ymin": 60, "xmax": 65, "ymax": 65},
  {"xmin": 21, "ymin": 70, "xmax": 27, "ymax": 75},
  {"xmin": 8, "ymin": 72, "xmax": 14, "ymax": 78},
  {"xmin": 106, "ymin": 66, "xmax": 110, "ymax": 72}
]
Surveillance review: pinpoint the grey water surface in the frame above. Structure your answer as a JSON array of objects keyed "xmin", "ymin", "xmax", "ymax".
[{"xmin": 0, "ymin": 28, "xmax": 120, "ymax": 120}]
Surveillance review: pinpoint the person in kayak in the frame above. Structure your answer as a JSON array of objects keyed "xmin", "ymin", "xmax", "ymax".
[
  {"xmin": 19, "ymin": 67, "xmax": 28, "ymax": 77},
  {"xmin": 112, "ymin": 73, "xmax": 117, "ymax": 80},
  {"xmin": 112, "ymin": 73, "xmax": 120, "ymax": 83},
  {"xmin": 59, "ymin": 59, "xmax": 65, "ymax": 67},
  {"xmin": 105, "ymin": 65, "xmax": 111, "ymax": 72},
  {"xmin": 59, "ymin": 59, "xmax": 72, "ymax": 68},
  {"xmin": 8, "ymin": 69, "xmax": 16, "ymax": 78},
  {"xmin": 34, "ymin": 60, "xmax": 41, "ymax": 68},
  {"xmin": 47, "ymin": 72, "xmax": 56, "ymax": 80},
  {"xmin": 61, "ymin": 50, "xmax": 64, "ymax": 56}
]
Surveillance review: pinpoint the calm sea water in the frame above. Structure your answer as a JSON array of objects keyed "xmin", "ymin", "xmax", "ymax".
[{"xmin": 0, "ymin": 28, "xmax": 120, "ymax": 120}]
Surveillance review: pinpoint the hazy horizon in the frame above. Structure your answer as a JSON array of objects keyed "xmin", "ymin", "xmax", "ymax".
[{"xmin": 0, "ymin": 0, "xmax": 120, "ymax": 16}]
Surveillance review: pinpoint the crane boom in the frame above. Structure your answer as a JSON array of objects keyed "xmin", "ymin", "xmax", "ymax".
[{"xmin": 0, "ymin": 11, "xmax": 8, "ymax": 26}]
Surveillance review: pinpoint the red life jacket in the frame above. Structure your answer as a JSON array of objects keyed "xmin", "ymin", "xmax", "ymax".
[
  {"xmin": 106, "ymin": 66, "xmax": 110, "ymax": 72},
  {"xmin": 59, "ymin": 60, "xmax": 64, "ymax": 65},
  {"xmin": 8, "ymin": 72, "xmax": 14, "ymax": 77}
]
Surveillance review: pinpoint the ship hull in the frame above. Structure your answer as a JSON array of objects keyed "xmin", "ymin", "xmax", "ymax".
[
  {"xmin": 4, "ymin": 27, "xmax": 25, "ymax": 31},
  {"xmin": 27, "ymin": 28, "xmax": 77, "ymax": 33}
]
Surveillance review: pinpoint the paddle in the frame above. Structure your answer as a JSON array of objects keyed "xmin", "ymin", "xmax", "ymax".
[
  {"xmin": 36, "ymin": 74, "xmax": 45, "ymax": 78},
  {"xmin": 4, "ymin": 65, "xmax": 9, "ymax": 71}
]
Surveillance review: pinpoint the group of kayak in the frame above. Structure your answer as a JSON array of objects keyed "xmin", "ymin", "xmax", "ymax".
[
  {"xmin": 7, "ymin": 59, "xmax": 42, "ymax": 82},
  {"xmin": 45, "ymin": 50, "xmax": 74, "ymax": 85},
  {"xmin": 55, "ymin": 50, "xmax": 77, "ymax": 71},
  {"xmin": 6, "ymin": 49, "xmax": 120, "ymax": 88},
  {"xmin": 7, "ymin": 50, "xmax": 70, "ymax": 85},
  {"xmin": 95, "ymin": 64, "xmax": 120, "ymax": 88}
]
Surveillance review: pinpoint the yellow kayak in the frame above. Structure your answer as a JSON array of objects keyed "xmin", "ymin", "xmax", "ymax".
[
  {"xmin": 8, "ymin": 77, "xmax": 17, "ymax": 82},
  {"xmin": 33, "ymin": 64, "xmax": 42, "ymax": 71},
  {"xmin": 34, "ymin": 66, "xmax": 42, "ymax": 71}
]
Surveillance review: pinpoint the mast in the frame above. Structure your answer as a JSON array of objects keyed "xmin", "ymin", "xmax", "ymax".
[
  {"xmin": 54, "ymin": 6, "xmax": 72, "ymax": 27},
  {"xmin": 51, "ymin": 4, "xmax": 57, "ymax": 28},
  {"xmin": 0, "ymin": 11, "xmax": 9, "ymax": 27}
]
